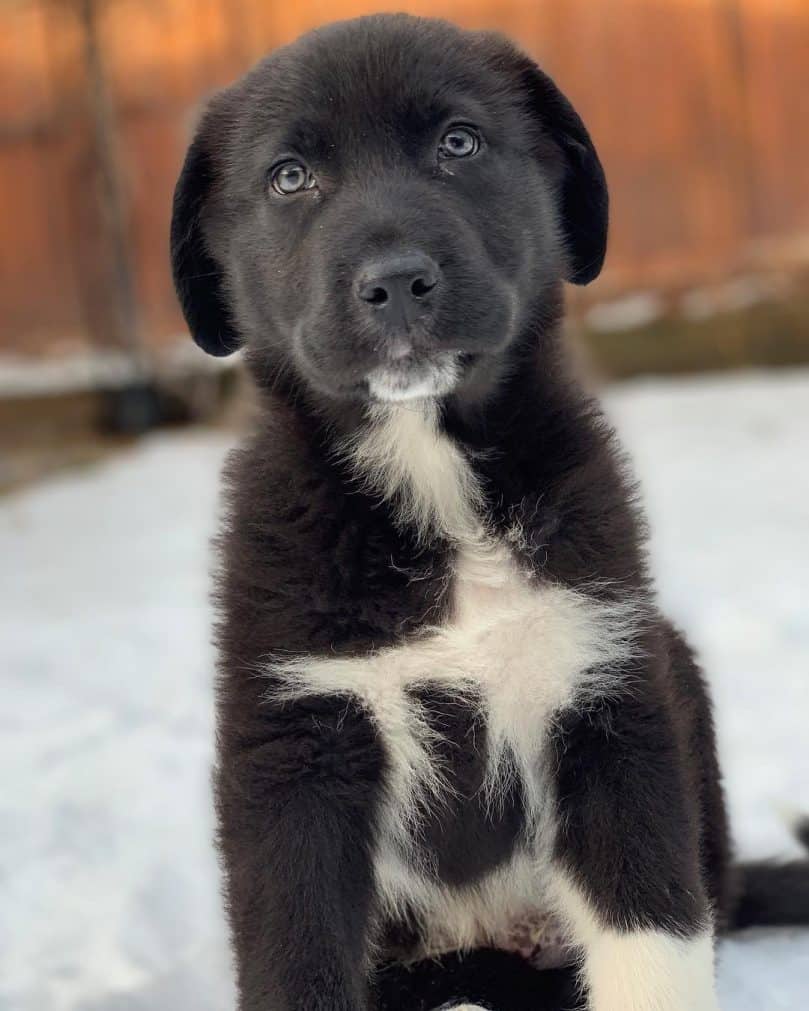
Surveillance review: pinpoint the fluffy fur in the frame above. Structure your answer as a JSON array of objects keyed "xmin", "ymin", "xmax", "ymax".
[
  {"xmin": 170, "ymin": 13, "xmax": 808, "ymax": 1011},
  {"xmin": 269, "ymin": 403, "xmax": 647, "ymax": 964}
]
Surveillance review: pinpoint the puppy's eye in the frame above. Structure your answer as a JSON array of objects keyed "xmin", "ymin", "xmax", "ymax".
[
  {"xmin": 270, "ymin": 160, "xmax": 315, "ymax": 195},
  {"xmin": 438, "ymin": 126, "xmax": 480, "ymax": 159}
]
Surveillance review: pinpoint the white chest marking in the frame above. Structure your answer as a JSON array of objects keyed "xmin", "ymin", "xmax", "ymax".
[
  {"xmin": 271, "ymin": 540, "xmax": 639, "ymax": 832},
  {"xmin": 267, "ymin": 403, "xmax": 645, "ymax": 953}
]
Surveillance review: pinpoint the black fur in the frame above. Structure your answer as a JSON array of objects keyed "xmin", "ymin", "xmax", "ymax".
[
  {"xmin": 170, "ymin": 14, "xmax": 808, "ymax": 1011},
  {"xmin": 407, "ymin": 685, "xmax": 527, "ymax": 887},
  {"xmin": 374, "ymin": 950, "xmax": 583, "ymax": 1011},
  {"xmin": 170, "ymin": 133, "xmax": 241, "ymax": 356}
]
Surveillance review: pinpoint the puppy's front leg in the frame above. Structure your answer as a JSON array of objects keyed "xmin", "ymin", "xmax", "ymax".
[
  {"xmin": 216, "ymin": 695, "xmax": 383, "ymax": 1011},
  {"xmin": 549, "ymin": 685, "xmax": 720, "ymax": 1011}
]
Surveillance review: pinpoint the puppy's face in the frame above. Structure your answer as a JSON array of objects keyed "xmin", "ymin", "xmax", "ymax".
[{"xmin": 172, "ymin": 15, "xmax": 607, "ymax": 405}]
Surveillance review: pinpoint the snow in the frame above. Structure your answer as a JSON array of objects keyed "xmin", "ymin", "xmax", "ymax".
[{"xmin": 2, "ymin": 370, "xmax": 808, "ymax": 1010}]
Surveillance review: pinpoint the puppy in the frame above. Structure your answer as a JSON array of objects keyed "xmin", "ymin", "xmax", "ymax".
[{"xmin": 171, "ymin": 14, "xmax": 809, "ymax": 1011}]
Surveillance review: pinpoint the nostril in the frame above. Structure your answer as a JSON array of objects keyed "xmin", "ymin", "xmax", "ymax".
[
  {"xmin": 366, "ymin": 286, "xmax": 389, "ymax": 306},
  {"xmin": 410, "ymin": 276, "xmax": 436, "ymax": 299}
]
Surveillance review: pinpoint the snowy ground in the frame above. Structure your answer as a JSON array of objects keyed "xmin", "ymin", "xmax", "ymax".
[{"xmin": 2, "ymin": 369, "xmax": 808, "ymax": 1010}]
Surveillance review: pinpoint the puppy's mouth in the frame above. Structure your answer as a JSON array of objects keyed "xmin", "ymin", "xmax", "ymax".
[{"xmin": 365, "ymin": 352, "xmax": 461, "ymax": 402}]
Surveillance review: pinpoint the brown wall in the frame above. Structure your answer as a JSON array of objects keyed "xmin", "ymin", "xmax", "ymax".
[{"xmin": 2, "ymin": 0, "xmax": 809, "ymax": 356}]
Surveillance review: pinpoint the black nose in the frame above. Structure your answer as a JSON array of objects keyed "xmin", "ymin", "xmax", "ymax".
[{"xmin": 355, "ymin": 253, "xmax": 440, "ymax": 328}]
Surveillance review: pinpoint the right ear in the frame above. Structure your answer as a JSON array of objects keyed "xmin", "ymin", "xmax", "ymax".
[{"xmin": 170, "ymin": 125, "xmax": 241, "ymax": 357}]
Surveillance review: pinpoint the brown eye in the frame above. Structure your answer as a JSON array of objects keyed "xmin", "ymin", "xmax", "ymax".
[
  {"xmin": 271, "ymin": 160, "xmax": 314, "ymax": 195},
  {"xmin": 438, "ymin": 126, "xmax": 480, "ymax": 159}
]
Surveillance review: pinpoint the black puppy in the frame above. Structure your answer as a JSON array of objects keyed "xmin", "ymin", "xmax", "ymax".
[{"xmin": 171, "ymin": 14, "xmax": 809, "ymax": 1011}]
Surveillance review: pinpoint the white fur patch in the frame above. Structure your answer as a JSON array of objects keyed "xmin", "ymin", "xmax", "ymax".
[
  {"xmin": 375, "ymin": 847, "xmax": 544, "ymax": 952},
  {"xmin": 338, "ymin": 400, "xmax": 483, "ymax": 544},
  {"xmin": 367, "ymin": 355, "xmax": 460, "ymax": 403},
  {"xmin": 269, "ymin": 543, "xmax": 641, "ymax": 846},
  {"xmin": 373, "ymin": 844, "xmax": 577, "ymax": 965},
  {"xmin": 583, "ymin": 931, "xmax": 719, "ymax": 1011},
  {"xmin": 551, "ymin": 876, "xmax": 719, "ymax": 1011},
  {"xmin": 268, "ymin": 404, "xmax": 648, "ymax": 958}
]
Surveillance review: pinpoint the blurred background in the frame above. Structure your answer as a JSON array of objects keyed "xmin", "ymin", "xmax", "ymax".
[
  {"xmin": 1, "ymin": 2, "xmax": 808, "ymax": 1010},
  {"xmin": 2, "ymin": 0, "xmax": 809, "ymax": 485}
]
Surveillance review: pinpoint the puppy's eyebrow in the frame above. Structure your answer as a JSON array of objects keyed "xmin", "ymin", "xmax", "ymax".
[
  {"xmin": 390, "ymin": 93, "xmax": 486, "ymax": 154},
  {"xmin": 399, "ymin": 93, "xmax": 463, "ymax": 132},
  {"xmin": 276, "ymin": 120, "xmax": 334, "ymax": 162},
  {"xmin": 405, "ymin": 95, "xmax": 451, "ymax": 126},
  {"xmin": 410, "ymin": 91, "xmax": 489, "ymax": 131}
]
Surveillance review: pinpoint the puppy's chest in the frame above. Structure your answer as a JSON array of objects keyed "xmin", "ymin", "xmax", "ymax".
[
  {"xmin": 277, "ymin": 401, "xmax": 636, "ymax": 825},
  {"xmin": 408, "ymin": 541, "xmax": 597, "ymax": 752},
  {"xmin": 275, "ymin": 533, "xmax": 627, "ymax": 831},
  {"xmin": 360, "ymin": 543, "xmax": 596, "ymax": 963},
  {"xmin": 280, "ymin": 538, "xmax": 600, "ymax": 777},
  {"xmin": 272, "ymin": 406, "xmax": 636, "ymax": 956}
]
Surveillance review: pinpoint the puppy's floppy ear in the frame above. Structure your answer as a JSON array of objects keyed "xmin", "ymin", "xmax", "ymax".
[
  {"xmin": 170, "ymin": 119, "xmax": 241, "ymax": 356},
  {"xmin": 516, "ymin": 56, "xmax": 609, "ymax": 285}
]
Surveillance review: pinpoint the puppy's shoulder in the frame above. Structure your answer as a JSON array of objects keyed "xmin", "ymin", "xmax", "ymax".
[{"xmin": 221, "ymin": 399, "xmax": 348, "ymax": 537}]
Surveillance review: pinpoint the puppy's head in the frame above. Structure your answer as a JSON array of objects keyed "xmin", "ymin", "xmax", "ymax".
[{"xmin": 171, "ymin": 14, "xmax": 607, "ymax": 404}]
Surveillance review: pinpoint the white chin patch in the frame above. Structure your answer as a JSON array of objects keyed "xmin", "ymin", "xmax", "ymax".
[{"xmin": 367, "ymin": 355, "xmax": 459, "ymax": 402}]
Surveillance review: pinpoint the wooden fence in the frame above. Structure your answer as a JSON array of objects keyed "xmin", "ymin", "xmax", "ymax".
[{"xmin": 2, "ymin": 0, "xmax": 808, "ymax": 356}]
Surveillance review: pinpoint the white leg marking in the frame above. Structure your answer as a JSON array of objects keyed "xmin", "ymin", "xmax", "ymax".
[
  {"xmin": 552, "ymin": 877, "xmax": 719, "ymax": 1011},
  {"xmin": 584, "ymin": 930, "xmax": 719, "ymax": 1011}
]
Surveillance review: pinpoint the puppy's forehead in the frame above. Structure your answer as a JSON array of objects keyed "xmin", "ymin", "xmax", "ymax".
[{"xmin": 238, "ymin": 16, "xmax": 523, "ymax": 151}]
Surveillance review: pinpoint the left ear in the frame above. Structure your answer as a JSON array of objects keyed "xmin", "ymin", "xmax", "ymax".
[
  {"xmin": 515, "ymin": 55, "xmax": 609, "ymax": 285},
  {"xmin": 170, "ymin": 107, "xmax": 242, "ymax": 357}
]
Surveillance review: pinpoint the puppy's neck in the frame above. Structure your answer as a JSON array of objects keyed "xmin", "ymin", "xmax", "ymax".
[{"xmin": 338, "ymin": 400, "xmax": 486, "ymax": 546}]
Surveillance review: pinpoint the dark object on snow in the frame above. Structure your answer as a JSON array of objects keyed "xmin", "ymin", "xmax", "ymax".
[
  {"xmin": 99, "ymin": 381, "xmax": 164, "ymax": 435},
  {"xmin": 732, "ymin": 818, "xmax": 809, "ymax": 930}
]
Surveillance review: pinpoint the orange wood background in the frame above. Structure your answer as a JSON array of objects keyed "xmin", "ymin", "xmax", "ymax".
[{"xmin": 2, "ymin": 0, "xmax": 808, "ymax": 355}]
